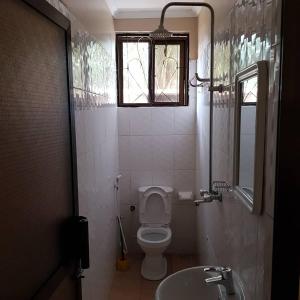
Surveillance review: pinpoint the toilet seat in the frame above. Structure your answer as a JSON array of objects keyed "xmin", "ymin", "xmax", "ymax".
[
  {"xmin": 137, "ymin": 186, "xmax": 173, "ymax": 280},
  {"xmin": 137, "ymin": 226, "xmax": 171, "ymax": 248}
]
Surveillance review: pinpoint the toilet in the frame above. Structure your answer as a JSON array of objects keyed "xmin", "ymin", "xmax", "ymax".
[{"xmin": 137, "ymin": 186, "xmax": 173, "ymax": 280}]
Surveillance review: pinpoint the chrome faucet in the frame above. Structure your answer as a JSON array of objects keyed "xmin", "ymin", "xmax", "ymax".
[
  {"xmin": 204, "ymin": 266, "xmax": 235, "ymax": 295},
  {"xmin": 193, "ymin": 189, "xmax": 222, "ymax": 206}
]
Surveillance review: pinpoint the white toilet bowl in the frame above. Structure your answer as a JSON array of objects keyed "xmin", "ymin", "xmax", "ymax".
[
  {"xmin": 137, "ymin": 186, "xmax": 173, "ymax": 280},
  {"xmin": 137, "ymin": 226, "xmax": 172, "ymax": 280}
]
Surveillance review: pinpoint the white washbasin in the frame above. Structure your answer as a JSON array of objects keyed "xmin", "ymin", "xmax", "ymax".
[{"xmin": 155, "ymin": 266, "xmax": 245, "ymax": 300}]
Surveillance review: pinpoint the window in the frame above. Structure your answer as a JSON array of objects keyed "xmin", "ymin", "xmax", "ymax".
[
  {"xmin": 116, "ymin": 33, "xmax": 189, "ymax": 106},
  {"xmin": 240, "ymin": 75, "xmax": 258, "ymax": 105}
]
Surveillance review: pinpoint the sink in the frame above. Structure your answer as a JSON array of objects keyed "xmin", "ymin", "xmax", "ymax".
[{"xmin": 155, "ymin": 266, "xmax": 245, "ymax": 300}]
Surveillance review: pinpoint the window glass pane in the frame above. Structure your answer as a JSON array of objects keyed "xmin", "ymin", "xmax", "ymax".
[
  {"xmin": 154, "ymin": 44, "xmax": 180, "ymax": 102},
  {"xmin": 123, "ymin": 41, "xmax": 149, "ymax": 104},
  {"xmin": 241, "ymin": 76, "xmax": 257, "ymax": 104}
]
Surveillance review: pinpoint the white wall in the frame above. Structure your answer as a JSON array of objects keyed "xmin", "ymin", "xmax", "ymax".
[
  {"xmin": 46, "ymin": 1, "xmax": 119, "ymax": 299},
  {"xmin": 76, "ymin": 107, "xmax": 118, "ymax": 300},
  {"xmin": 195, "ymin": 0, "xmax": 281, "ymax": 299},
  {"xmin": 118, "ymin": 60, "xmax": 198, "ymax": 254}
]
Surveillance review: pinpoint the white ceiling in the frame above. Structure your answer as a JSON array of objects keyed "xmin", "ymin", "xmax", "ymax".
[{"xmin": 105, "ymin": 0, "xmax": 202, "ymax": 19}]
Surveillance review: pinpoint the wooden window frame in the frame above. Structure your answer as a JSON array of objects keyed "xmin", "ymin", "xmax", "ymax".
[{"xmin": 116, "ymin": 33, "xmax": 189, "ymax": 107}]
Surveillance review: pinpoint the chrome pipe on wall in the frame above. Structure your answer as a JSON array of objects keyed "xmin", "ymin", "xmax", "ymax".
[{"xmin": 152, "ymin": 2, "xmax": 215, "ymax": 192}]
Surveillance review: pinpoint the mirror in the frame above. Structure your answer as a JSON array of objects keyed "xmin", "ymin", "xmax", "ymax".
[{"xmin": 233, "ymin": 61, "xmax": 268, "ymax": 214}]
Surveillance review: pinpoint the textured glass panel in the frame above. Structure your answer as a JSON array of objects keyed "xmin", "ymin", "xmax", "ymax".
[
  {"xmin": 123, "ymin": 42, "xmax": 149, "ymax": 103},
  {"xmin": 241, "ymin": 76, "xmax": 257, "ymax": 104},
  {"xmin": 155, "ymin": 44, "xmax": 180, "ymax": 102}
]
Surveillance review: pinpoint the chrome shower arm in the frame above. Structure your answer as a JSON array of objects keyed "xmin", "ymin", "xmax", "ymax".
[
  {"xmin": 157, "ymin": 2, "xmax": 215, "ymax": 193},
  {"xmin": 158, "ymin": 2, "xmax": 214, "ymax": 29}
]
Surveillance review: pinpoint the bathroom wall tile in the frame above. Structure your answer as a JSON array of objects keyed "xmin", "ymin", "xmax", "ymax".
[
  {"xmin": 188, "ymin": 96, "xmax": 197, "ymax": 113},
  {"xmin": 75, "ymin": 110, "xmax": 87, "ymax": 156},
  {"xmin": 189, "ymin": 60, "xmax": 198, "ymax": 101},
  {"xmin": 118, "ymin": 108, "xmax": 131, "ymax": 136},
  {"xmin": 236, "ymin": 207, "xmax": 259, "ymax": 299},
  {"xmin": 271, "ymin": 0, "xmax": 282, "ymax": 46},
  {"xmin": 130, "ymin": 136, "xmax": 153, "ymax": 171},
  {"xmin": 174, "ymin": 106, "xmax": 195, "ymax": 135},
  {"xmin": 118, "ymin": 171, "xmax": 131, "ymax": 204},
  {"xmin": 169, "ymin": 204, "xmax": 197, "ymax": 254},
  {"xmin": 151, "ymin": 107, "xmax": 174, "ymax": 135},
  {"xmin": 105, "ymin": 106, "xmax": 119, "ymax": 137},
  {"xmin": 196, "ymin": 1, "xmax": 281, "ymax": 299},
  {"xmin": 119, "ymin": 136, "xmax": 131, "ymax": 171},
  {"xmin": 262, "ymin": 0, "xmax": 272, "ymax": 60},
  {"xmin": 256, "ymin": 214, "xmax": 274, "ymax": 300},
  {"xmin": 174, "ymin": 170, "xmax": 195, "ymax": 193},
  {"xmin": 152, "ymin": 171, "xmax": 174, "ymax": 187},
  {"xmin": 152, "ymin": 135, "xmax": 174, "ymax": 171},
  {"xmin": 130, "ymin": 107, "xmax": 152, "ymax": 136},
  {"xmin": 174, "ymin": 135, "xmax": 195, "ymax": 170},
  {"xmin": 189, "ymin": 59, "xmax": 197, "ymax": 80}
]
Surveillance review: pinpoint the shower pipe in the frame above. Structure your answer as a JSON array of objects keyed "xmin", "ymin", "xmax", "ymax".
[{"xmin": 153, "ymin": 2, "xmax": 215, "ymax": 192}]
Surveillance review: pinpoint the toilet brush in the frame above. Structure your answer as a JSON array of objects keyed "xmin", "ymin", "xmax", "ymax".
[{"xmin": 116, "ymin": 216, "xmax": 129, "ymax": 271}]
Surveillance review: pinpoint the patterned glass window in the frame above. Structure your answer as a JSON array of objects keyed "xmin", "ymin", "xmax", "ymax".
[
  {"xmin": 116, "ymin": 34, "xmax": 189, "ymax": 106},
  {"xmin": 241, "ymin": 76, "xmax": 258, "ymax": 105}
]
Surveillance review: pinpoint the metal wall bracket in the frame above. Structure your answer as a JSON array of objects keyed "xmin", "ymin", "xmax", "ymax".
[
  {"xmin": 189, "ymin": 73, "xmax": 231, "ymax": 94},
  {"xmin": 209, "ymin": 84, "xmax": 231, "ymax": 93},
  {"xmin": 189, "ymin": 73, "xmax": 210, "ymax": 87}
]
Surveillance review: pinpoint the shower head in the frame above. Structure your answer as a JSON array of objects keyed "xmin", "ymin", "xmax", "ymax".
[{"xmin": 149, "ymin": 25, "xmax": 173, "ymax": 39}]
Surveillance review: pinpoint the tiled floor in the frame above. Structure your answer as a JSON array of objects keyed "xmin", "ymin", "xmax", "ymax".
[{"xmin": 109, "ymin": 254, "xmax": 198, "ymax": 300}]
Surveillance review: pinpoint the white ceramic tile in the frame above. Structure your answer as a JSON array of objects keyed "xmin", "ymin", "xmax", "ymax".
[
  {"xmin": 152, "ymin": 135, "xmax": 174, "ymax": 171},
  {"xmin": 189, "ymin": 60, "xmax": 198, "ymax": 102},
  {"xmin": 152, "ymin": 171, "xmax": 174, "ymax": 187},
  {"xmin": 75, "ymin": 111, "xmax": 87, "ymax": 155},
  {"xmin": 130, "ymin": 136, "xmax": 153, "ymax": 170},
  {"xmin": 105, "ymin": 106, "xmax": 118, "ymax": 138},
  {"xmin": 169, "ymin": 204, "xmax": 197, "ymax": 254},
  {"xmin": 189, "ymin": 59, "xmax": 197, "ymax": 80},
  {"xmin": 174, "ymin": 106, "xmax": 196, "ymax": 134},
  {"xmin": 117, "ymin": 108, "xmax": 131, "ymax": 136},
  {"xmin": 94, "ymin": 109, "xmax": 107, "ymax": 144},
  {"xmin": 174, "ymin": 135, "xmax": 196, "ymax": 170},
  {"xmin": 118, "ymin": 136, "xmax": 131, "ymax": 171},
  {"xmin": 131, "ymin": 171, "xmax": 153, "ymax": 190},
  {"xmin": 120, "ymin": 203, "xmax": 131, "ymax": 220},
  {"xmin": 151, "ymin": 107, "xmax": 174, "ymax": 135},
  {"xmin": 174, "ymin": 170, "xmax": 196, "ymax": 192},
  {"xmin": 188, "ymin": 96, "xmax": 197, "ymax": 112},
  {"xmin": 130, "ymin": 107, "xmax": 152, "ymax": 135},
  {"xmin": 118, "ymin": 171, "xmax": 131, "ymax": 204},
  {"xmin": 77, "ymin": 151, "xmax": 95, "ymax": 194}
]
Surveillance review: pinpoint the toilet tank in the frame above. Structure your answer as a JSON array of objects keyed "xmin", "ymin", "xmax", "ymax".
[{"xmin": 138, "ymin": 186, "xmax": 173, "ymax": 226}]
